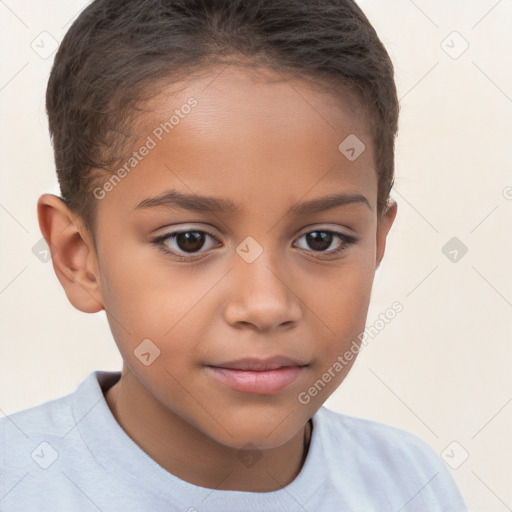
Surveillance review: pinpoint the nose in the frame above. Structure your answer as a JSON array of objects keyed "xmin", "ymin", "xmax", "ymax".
[{"xmin": 223, "ymin": 248, "xmax": 303, "ymax": 332}]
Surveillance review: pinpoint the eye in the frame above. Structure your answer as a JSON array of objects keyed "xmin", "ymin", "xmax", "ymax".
[
  {"xmin": 151, "ymin": 229, "xmax": 221, "ymax": 260},
  {"xmin": 151, "ymin": 227, "xmax": 358, "ymax": 262},
  {"xmin": 293, "ymin": 230, "xmax": 357, "ymax": 257}
]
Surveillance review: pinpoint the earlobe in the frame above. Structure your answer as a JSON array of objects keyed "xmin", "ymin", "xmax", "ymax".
[
  {"xmin": 375, "ymin": 199, "xmax": 397, "ymax": 270},
  {"xmin": 37, "ymin": 194, "xmax": 104, "ymax": 313}
]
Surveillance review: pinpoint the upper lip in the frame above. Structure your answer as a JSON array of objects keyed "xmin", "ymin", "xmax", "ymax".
[{"xmin": 207, "ymin": 356, "xmax": 308, "ymax": 371}]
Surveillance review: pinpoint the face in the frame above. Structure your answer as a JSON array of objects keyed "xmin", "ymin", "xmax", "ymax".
[{"xmin": 69, "ymin": 65, "xmax": 395, "ymax": 449}]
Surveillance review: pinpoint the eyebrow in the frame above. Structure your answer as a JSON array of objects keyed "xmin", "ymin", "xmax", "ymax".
[{"xmin": 135, "ymin": 189, "xmax": 371, "ymax": 215}]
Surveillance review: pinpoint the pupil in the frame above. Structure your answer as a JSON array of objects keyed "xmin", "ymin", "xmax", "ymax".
[
  {"xmin": 306, "ymin": 231, "xmax": 332, "ymax": 251},
  {"xmin": 177, "ymin": 232, "xmax": 204, "ymax": 252}
]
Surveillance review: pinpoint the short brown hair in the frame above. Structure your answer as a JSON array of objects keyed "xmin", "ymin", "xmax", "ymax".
[{"xmin": 46, "ymin": 0, "xmax": 399, "ymax": 238}]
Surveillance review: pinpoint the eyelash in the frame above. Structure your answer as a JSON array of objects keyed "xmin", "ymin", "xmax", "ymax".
[{"xmin": 151, "ymin": 229, "xmax": 358, "ymax": 262}]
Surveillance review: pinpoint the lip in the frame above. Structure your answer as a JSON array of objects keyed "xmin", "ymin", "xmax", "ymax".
[
  {"xmin": 205, "ymin": 357, "xmax": 308, "ymax": 395},
  {"xmin": 208, "ymin": 356, "xmax": 307, "ymax": 371}
]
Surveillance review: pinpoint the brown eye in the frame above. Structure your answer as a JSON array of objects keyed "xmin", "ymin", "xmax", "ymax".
[
  {"xmin": 294, "ymin": 230, "xmax": 358, "ymax": 258},
  {"xmin": 174, "ymin": 231, "xmax": 206, "ymax": 253},
  {"xmin": 304, "ymin": 231, "xmax": 333, "ymax": 251},
  {"xmin": 152, "ymin": 229, "xmax": 221, "ymax": 260}
]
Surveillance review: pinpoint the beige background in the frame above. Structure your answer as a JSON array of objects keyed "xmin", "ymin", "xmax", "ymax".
[{"xmin": 1, "ymin": 1, "xmax": 511, "ymax": 510}]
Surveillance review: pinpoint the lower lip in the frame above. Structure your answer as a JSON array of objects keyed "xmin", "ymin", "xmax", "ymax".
[{"xmin": 205, "ymin": 366, "xmax": 305, "ymax": 394}]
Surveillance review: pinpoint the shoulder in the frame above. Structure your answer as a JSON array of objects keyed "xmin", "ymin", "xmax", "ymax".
[
  {"xmin": 315, "ymin": 406, "xmax": 447, "ymax": 471},
  {"xmin": 0, "ymin": 370, "xmax": 118, "ymax": 436},
  {"xmin": 317, "ymin": 405, "xmax": 438, "ymax": 457},
  {"xmin": 0, "ymin": 372, "xmax": 105, "ymax": 471},
  {"xmin": 0, "ymin": 385, "xmax": 77, "ymax": 467},
  {"xmin": 311, "ymin": 406, "xmax": 468, "ymax": 511},
  {"xmin": 0, "ymin": 371, "xmax": 124, "ymax": 511},
  {"xmin": 1, "ymin": 389, "xmax": 76, "ymax": 436}
]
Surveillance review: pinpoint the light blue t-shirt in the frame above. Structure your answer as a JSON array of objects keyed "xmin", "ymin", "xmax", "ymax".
[{"xmin": 0, "ymin": 370, "xmax": 467, "ymax": 511}]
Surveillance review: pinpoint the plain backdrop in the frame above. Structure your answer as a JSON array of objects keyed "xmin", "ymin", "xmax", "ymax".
[{"xmin": 1, "ymin": 1, "xmax": 511, "ymax": 511}]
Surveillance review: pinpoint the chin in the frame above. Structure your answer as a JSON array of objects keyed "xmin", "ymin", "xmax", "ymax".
[
  {"xmin": 203, "ymin": 413, "xmax": 305, "ymax": 451},
  {"xmin": 222, "ymin": 432, "xmax": 296, "ymax": 452}
]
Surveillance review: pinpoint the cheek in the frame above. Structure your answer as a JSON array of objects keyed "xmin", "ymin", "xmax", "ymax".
[
  {"xmin": 99, "ymin": 231, "xmax": 201, "ymax": 321},
  {"xmin": 301, "ymin": 243, "xmax": 376, "ymax": 384},
  {"xmin": 98, "ymin": 246, "xmax": 227, "ymax": 377},
  {"xmin": 305, "ymin": 247, "xmax": 376, "ymax": 335},
  {"xmin": 297, "ymin": 263, "xmax": 373, "ymax": 411}
]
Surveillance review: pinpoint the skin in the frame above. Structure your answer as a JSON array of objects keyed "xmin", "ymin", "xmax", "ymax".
[{"xmin": 37, "ymin": 64, "xmax": 397, "ymax": 492}]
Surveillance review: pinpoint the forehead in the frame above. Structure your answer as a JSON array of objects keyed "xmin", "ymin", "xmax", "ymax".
[
  {"xmin": 146, "ymin": 63, "xmax": 370, "ymax": 146},
  {"xmin": 96, "ymin": 64, "xmax": 376, "ymax": 219}
]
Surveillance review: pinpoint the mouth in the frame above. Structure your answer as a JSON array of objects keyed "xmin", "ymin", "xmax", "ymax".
[{"xmin": 204, "ymin": 356, "xmax": 309, "ymax": 395}]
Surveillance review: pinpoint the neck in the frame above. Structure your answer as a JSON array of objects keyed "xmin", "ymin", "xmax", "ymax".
[{"xmin": 104, "ymin": 368, "xmax": 312, "ymax": 492}]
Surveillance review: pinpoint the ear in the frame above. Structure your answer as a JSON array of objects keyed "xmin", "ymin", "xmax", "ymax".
[
  {"xmin": 37, "ymin": 194, "xmax": 104, "ymax": 313},
  {"xmin": 375, "ymin": 199, "xmax": 397, "ymax": 270}
]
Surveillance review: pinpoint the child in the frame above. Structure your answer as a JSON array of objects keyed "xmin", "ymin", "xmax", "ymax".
[{"xmin": 0, "ymin": 0, "xmax": 467, "ymax": 510}]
